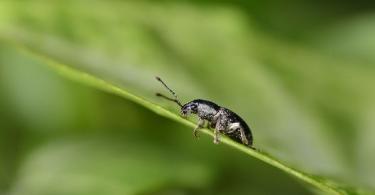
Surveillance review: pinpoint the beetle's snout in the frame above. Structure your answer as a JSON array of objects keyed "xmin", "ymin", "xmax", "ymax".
[{"xmin": 181, "ymin": 109, "xmax": 188, "ymax": 118}]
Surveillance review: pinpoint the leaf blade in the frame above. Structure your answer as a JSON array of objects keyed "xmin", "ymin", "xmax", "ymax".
[{"xmin": 11, "ymin": 43, "xmax": 366, "ymax": 195}]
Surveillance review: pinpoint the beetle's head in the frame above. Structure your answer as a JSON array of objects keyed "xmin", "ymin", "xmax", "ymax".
[
  {"xmin": 155, "ymin": 77, "xmax": 199, "ymax": 118},
  {"xmin": 181, "ymin": 101, "xmax": 198, "ymax": 117}
]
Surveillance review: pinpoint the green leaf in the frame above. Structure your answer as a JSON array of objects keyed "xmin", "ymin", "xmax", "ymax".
[
  {"xmin": 0, "ymin": 2, "xmax": 349, "ymax": 175},
  {"xmin": 5, "ymin": 42, "xmax": 369, "ymax": 195},
  {"xmin": 1, "ymin": 1, "xmax": 374, "ymax": 194}
]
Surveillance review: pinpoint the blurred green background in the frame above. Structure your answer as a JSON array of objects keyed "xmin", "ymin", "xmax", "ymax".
[{"xmin": 0, "ymin": 0, "xmax": 375, "ymax": 194}]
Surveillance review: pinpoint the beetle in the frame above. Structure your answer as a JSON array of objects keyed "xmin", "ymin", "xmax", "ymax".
[{"xmin": 155, "ymin": 77, "xmax": 253, "ymax": 147}]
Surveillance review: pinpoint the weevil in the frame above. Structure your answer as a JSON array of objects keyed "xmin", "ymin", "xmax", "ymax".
[{"xmin": 155, "ymin": 77, "xmax": 253, "ymax": 147}]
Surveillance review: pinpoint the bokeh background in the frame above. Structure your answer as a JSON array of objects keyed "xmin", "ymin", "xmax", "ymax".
[{"xmin": 1, "ymin": 0, "xmax": 375, "ymax": 194}]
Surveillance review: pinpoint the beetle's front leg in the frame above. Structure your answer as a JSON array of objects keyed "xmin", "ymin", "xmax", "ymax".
[{"xmin": 193, "ymin": 118, "xmax": 205, "ymax": 138}]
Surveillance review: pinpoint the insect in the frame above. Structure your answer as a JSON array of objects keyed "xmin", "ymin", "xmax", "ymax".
[{"xmin": 155, "ymin": 77, "xmax": 253, "ymax": 147}]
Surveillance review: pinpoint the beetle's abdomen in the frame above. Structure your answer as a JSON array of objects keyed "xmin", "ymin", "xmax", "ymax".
[{"xmin": 222, "ymin": 108, "xmax": 253, "ymax": 146}]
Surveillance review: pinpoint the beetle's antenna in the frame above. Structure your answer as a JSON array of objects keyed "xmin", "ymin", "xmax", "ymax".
[
  {"xmin": 156, "ymin": 93, "xmax": 183, "ymax": 107},
  {"xmin": 155, "ymin": 76, "xmax": 183, "ymax": 107}
]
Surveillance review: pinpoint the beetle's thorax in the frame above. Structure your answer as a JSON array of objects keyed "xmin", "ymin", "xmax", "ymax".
[
  {"xmin": 181, "ymin": 99, "xmax": 220, "ymax": 120},
  {"xmin": 189, "ymin": 99, "xmax": 220, "ymax": 120},
  {"xmin": 197, "ymin": 103, "xmax": 218, "ymax": 120}
]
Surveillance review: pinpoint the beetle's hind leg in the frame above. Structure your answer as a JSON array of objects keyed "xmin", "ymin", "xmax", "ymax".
[
  {"xmin": 228, "ymin": 123, "xmax": 249, "ymax": 145},
  {"xmin": 238, "ymin": 127, "xmax": 249, "ymax": 145},
  {"xmin": 193, "ymin": 118, "xmax": 205, "ymax": 138}
]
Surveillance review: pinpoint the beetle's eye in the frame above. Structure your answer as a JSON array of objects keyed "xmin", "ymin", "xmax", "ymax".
[{"xmin": 191, "ymin": 104, "xmax": 198, "ymax": 111}]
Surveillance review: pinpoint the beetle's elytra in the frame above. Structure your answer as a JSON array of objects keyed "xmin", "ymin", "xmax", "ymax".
[{"xmin": 156, "ymin": 77, "xmax": 253, "ymax": 147}]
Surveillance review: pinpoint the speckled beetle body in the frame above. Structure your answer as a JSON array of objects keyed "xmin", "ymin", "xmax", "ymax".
[{"xmin": 156, "ymin": 77, "xmax": 253, "ymax": 147}]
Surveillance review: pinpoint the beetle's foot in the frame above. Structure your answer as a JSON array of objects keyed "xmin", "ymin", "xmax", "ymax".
[
  {"xmin": 242, "ymin": 138, "xmax": 249, "ymax": 145},
  {"xmin": 213, "ymin": 135, "xmax": 220, "ymax": 144}
]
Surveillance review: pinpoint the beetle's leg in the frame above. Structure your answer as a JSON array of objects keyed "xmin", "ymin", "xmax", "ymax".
[
  {"xmin": 213, "ymin": 127, "xmax": 221, "ymax": 144},
  {"xmin": 228, "ymin": 123, "xmax": 249, "ymax": 145},
  {"xmin": 212, "ymin": 109, "xmax": 225, "ymax": 128},
  {"xmin": 238, "ymin": 127, "xmax": 249, "ymax": 145},
  {"xmin": 193, "ymin": 118, "xmax": 205, "ymax": 138},
  {"xmin": 227, "ymin": 126, "xmax": 237, "ymax": 133},
  {"xmin": 209, "ymin": 114, "xmax": 219, "ymax": 129},
  {"xmin": 212, "ymin": 110, "xmax": 221, "ymax": 123},
  {"xmin": 214, "ymin": 117, "xmax": 226, "ymax": 144}
]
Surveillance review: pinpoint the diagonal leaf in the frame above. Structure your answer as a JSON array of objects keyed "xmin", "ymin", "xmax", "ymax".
[{"xmin": 6, "ymin": 41, "xmax": 371, "ymax": 195}]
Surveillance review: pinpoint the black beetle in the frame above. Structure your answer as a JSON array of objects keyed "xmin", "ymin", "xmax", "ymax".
[{"xmin": 156, "ymin": 77, "xmax": 253, "ymax": 147}]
